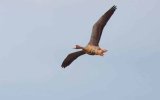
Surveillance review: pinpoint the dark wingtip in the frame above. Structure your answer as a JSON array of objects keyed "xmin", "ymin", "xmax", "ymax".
[
  {"xmin": 61, "ymin": 64, "xmax": 67, "ymax": 68},
  {"xmin": 112, "ymin": 5, "xmax": 117, "ymax": 10},
  {"xmin": 61, "ymin": 59, "xmax": 68, "ymax": 68}
]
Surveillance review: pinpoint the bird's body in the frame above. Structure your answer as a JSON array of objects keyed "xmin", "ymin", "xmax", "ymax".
[
  {"xmin": 77, "ymin": 44, "xmax": 106, "ymax": 56},
  {"xmin": 61, "ymin": 5, "xmax": 117, "ymax": 68},
  {"xmin": 84, "ymin": 45, "xmax": 102, "ymax": 55}
]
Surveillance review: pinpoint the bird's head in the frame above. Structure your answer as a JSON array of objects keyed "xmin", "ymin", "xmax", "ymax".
[{"xmin": 74, "ymin": 45, "xmax": 84, "ymax": 49}]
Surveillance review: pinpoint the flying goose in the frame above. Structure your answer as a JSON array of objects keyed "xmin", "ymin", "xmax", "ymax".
[{"xmin": 61, "ymin": 5, "xmax": 117, "ymax": 68}]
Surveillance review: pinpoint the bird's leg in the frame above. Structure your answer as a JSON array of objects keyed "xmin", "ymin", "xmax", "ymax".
[
  {"xmin": 100, "ymin": 53, "xmax": 104, "ymax": 56},
  {"xmin": 98, "ymin": 47, "xmax": 107, "ymax": 53},
  {"xmin": 102, "ymin": 49, "xmax": 107, "ymax": 53}
]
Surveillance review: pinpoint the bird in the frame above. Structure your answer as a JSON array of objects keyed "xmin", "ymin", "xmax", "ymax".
[{"xmin": 61, "ymin": 5, "xmax": 117, "ymax": 68}]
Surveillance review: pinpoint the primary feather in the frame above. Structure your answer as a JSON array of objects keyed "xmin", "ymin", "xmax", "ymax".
[
  {"xmin": 61, "ymin": 51, "xmax": 86, "ymax": 68},
  {"xmin": 89, "ymin": 5, "xmax": 117, "ymax": 46}
]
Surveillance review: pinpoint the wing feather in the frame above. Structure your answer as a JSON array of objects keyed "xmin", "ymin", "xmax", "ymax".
[
  {"xmin": 61, "ymin": 51, "xmax": 85, "ymax": 68},
  {"xmin": 89, "ymin": 5, "xmax": 117, "ymax": 46}
]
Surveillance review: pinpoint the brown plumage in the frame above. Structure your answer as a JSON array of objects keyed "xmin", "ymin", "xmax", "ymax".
[{"xmin": 61, "ymin": 5, "xmax": 117, "ymax": 68}]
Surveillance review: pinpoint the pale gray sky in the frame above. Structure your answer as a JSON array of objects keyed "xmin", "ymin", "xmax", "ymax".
[{"xmin": 0, "ymin": 0, "xmax": 160, "ymax": 100}]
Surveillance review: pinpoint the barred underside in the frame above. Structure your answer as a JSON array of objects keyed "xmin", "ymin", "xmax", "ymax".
[{"xmin": 84, "ymin": 45, "xmax": 103, "ymax": 55}]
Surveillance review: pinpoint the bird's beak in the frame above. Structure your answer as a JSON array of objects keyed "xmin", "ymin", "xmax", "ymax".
[{"xmin": 73, "ymin": 45, "xmax": 78, "ymax": 49}]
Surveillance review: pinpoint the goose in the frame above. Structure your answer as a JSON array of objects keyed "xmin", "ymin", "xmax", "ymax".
[{"xmin": 61, "ymin": 5, "xmax": 117, "ymax": 68}]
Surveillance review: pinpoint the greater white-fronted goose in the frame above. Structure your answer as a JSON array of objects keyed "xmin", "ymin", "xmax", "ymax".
[{"xmin": 61, "ymin": 5, "xmax": 117, "ymax": 68}]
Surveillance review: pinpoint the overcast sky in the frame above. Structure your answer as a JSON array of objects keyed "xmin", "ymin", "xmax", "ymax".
[{"xmin": 0, "ymin": 0, "xmax": 160, "ymax": 100}]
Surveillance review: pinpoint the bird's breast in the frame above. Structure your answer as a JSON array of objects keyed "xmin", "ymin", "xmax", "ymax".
[{"xmin": 84, "ymin": 45, "xmax": 102, "ymax": 55}]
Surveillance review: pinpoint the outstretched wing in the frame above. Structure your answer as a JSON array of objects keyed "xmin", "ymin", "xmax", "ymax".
[
  {"xmin": 88, "ymin": 5, "xmax": 117, "ymax": 46},
  {"xmin": 61, "ymin": 51, "xmax": 86, "ymax": 68}
]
